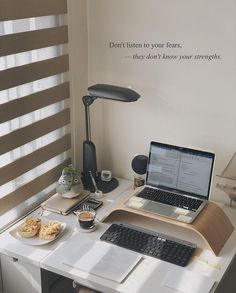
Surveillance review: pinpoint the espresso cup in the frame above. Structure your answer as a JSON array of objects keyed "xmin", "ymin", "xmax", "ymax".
[{"xmin": 77, "ymin": 209, "xmax": 96, "ymax": 229}]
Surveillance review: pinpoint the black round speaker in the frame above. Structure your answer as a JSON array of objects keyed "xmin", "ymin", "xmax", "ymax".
[{"xmin": 131, "ymin": 155, "xmax": 148, "ymax": 175}]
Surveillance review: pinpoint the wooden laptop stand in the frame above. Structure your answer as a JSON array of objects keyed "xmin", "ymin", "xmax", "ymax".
[{"xmin": 102, "ymin": 190, "xmax": 234, "ymax": 256}]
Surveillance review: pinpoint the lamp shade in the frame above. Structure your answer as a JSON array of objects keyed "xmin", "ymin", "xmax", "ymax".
[{"xmin": 88, "ymin": 84, "xmax": 140, "ymax": 102}]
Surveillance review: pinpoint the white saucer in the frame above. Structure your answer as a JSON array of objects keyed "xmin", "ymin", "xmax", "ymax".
[{"xmin": 77, "ymin": 222, "xmax": 98, "ymax": 233}]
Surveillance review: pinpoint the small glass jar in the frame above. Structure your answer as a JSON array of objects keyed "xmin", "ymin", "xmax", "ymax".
[{"xmin": 133, "ymin": 173, "xmax": 145, "ymax": 189}]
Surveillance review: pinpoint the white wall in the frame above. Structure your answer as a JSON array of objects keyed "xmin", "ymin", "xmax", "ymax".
[{"xmin": 85, "ymin": 0, "xmax": 236, "ymax": 202}]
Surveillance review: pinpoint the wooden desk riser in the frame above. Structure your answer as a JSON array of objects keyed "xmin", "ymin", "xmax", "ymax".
[{"xmin": 102, "ymin": 189, "xmax": 234, "ymax": 256}]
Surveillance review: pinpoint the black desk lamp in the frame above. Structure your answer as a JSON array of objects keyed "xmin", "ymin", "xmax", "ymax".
[{"xmin": 82, "ymin": 84, "xmax": 140, "ymax": 193}]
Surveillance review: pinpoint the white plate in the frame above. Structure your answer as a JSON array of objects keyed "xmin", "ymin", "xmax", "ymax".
[{"xmin": 9, "ymin": 218, "xmax": 66, "ymax": 246}]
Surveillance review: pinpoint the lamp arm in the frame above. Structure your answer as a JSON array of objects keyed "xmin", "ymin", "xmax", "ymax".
[
  {"xmin": 82, "ymin": 95, "xmax": 97, "ymax": 141},
  {"xmin": 82, "ymin": 95, "xmax": 98, "ymax": 188},
  {"xmin": 84, "ymin": 103, "xmax": 91, "ymax": 141}
]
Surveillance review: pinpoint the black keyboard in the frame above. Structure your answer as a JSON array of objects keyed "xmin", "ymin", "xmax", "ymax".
[
  {"xmin": 100, "ymin": 222, "xmax": 196, "ymax": 267},
  {"xmin": 137, "ymin": 187, "xmax": 203, "ymax": 211}
]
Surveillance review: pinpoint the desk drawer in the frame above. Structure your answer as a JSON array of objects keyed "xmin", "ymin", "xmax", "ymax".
[{"xmin": 1, "ymin": 254, "xmax": 41, "ymax": 293}]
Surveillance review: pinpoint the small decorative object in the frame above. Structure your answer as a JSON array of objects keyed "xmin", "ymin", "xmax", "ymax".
[
  {"xmin": 131, "ymin": 155, "xmax": 148, "ymax": 189},
  {"xmin": 216, "ymin": 152, "xmax": 236, "ymax": 207},
  {"xmin": 56, "ymin": 165, "xmax": 83, "ymax": 198},
  {"xmin": 101, "ymin": 170, "xmax": 112, "ymax": 182}
]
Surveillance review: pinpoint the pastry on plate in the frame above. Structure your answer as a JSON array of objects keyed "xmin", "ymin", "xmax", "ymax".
[
  {"xmin": 17, "ymin": 218, "xmax": 41, "ymax": 238},
  {"xmin": 39, "ymin": 220, "xmax": 62, "ymax": 240}
]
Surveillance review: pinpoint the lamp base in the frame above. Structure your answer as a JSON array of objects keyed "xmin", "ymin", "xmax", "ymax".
[{"xmin": 82, "ymin": 172, "xmax": 119, "ymax": 193}]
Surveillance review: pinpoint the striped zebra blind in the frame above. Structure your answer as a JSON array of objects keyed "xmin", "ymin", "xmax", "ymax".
[{"xmin": 0, "ymin": 0, "xmax": 71, "ymax": 230}]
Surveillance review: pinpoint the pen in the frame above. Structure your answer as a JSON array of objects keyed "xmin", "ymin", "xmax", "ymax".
[
  {"xmin": 89, "ymin": 171, "xmax": 103, "ymax": 198},
  {"xmin": 89, "ymin": 171, "xmax": 99, "ymax": 192}
]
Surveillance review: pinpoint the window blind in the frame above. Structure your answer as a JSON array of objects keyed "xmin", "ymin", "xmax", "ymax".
[{"xmin": 0, "ymin": 0, "xmax": 71, "ymax": 230}]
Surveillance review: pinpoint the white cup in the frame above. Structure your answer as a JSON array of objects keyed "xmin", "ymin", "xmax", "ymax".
[{"xmin": 94, "ymin": 190, "xmax": 103, "ymax": 199}]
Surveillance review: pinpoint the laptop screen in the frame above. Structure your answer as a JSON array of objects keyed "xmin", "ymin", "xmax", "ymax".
[{"xmin": 146, "ymin": 141, "xmax": 215, "ymax": 199}]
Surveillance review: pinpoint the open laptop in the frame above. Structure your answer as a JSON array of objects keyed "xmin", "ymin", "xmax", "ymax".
[{"xmin": 126, "ymin": 141, "xmax": 215, "ymax": 223}]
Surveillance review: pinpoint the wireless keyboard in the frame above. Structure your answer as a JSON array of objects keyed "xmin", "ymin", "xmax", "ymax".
[{"xmin": 100, "ymin": 222, "xmax": 196, "ymax": 267}]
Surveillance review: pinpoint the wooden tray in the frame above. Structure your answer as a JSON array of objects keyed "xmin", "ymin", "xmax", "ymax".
[{"xmin": 102, "ymin": 190, "xmax": 234, "ymax": 255}]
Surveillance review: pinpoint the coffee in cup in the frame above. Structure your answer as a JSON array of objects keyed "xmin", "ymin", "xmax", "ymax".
[{"xmin": 77, "ymin": 209, "xmax": 96, "ymax": 229}]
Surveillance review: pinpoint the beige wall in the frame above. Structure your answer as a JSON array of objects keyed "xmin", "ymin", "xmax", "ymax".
[
  {"xmin": 76, "ymin": 0, "xmax": 236, "ymax": 203},
  {"xmin": 67, "ymin": 0, "xmax": 88, "ymax": 169}
]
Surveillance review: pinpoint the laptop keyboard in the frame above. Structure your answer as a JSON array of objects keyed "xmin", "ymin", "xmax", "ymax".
[
  {"xmin": 137, "ymin": 187, "xmax": 203, "ymax": 212},
  {"xmin": 100, "ymin": 222, "xmax": 196, "ymax": 267}
]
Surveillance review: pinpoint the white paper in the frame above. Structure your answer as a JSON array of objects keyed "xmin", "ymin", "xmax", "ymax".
[
  {"xmin": 221, "ymin": 152, "xmax": 236, "ymax": 179},
  {"xmin": 63, "ymin": 239, "xmax": 142, "ymax": 283},
  {"xmin": 163, "ymin": 268, "xmax": 215, "ymax": 293}
]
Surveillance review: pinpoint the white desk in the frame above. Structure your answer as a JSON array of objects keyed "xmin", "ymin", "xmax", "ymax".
[{"xmin": 1, "ymin": 179, "xmax": 236, "ymax": 293}]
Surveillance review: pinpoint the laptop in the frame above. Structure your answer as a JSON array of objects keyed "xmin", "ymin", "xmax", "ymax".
[{"xmin": 126, "ymin": 141, "xmax": 215, "ymax": 223}]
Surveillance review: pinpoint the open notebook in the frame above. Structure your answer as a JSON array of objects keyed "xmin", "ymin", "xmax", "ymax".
[{"xmin": 63, "ymin": 239, "xmax": 142, "ymax": 283}]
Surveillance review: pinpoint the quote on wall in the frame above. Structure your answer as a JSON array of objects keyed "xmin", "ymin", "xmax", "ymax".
[{"xmin": 108, "ymin": 41, "xmax": 221, "ymax": 62}]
